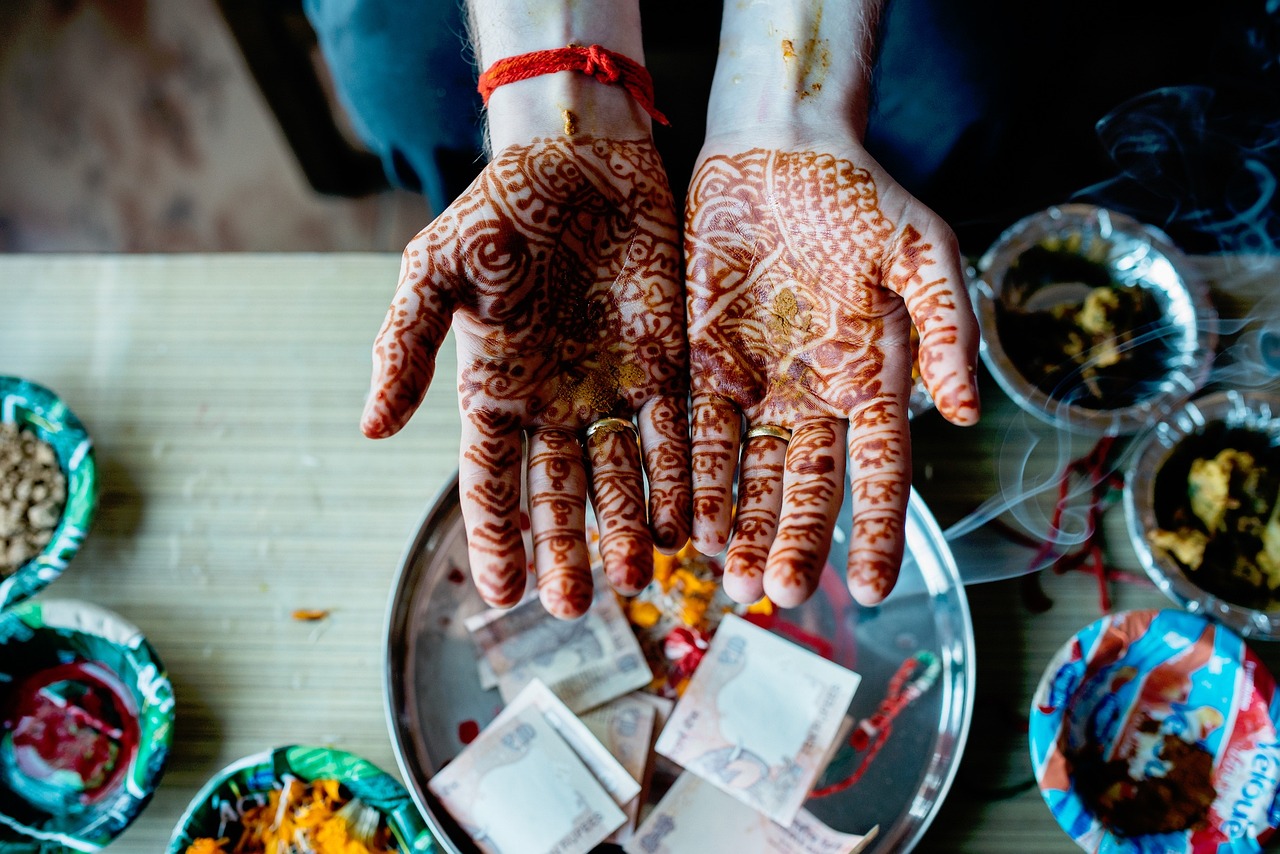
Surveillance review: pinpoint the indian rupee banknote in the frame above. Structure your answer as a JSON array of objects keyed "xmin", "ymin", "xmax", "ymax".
[
  {"xmin": 429, "ymin": 704, "xmax": 626, "ymax": 854},
  {"xmin": 654, "ymin": 614, "xmax": 861, "ymax": 825},
  {"xmin": 624, "ymin": 771, "xmax": 878, "ymax": 854}
]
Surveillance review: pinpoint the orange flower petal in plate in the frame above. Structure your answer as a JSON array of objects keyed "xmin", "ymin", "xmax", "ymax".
[
  {"xmin": 292, "ymin": 609, "xmax": 332, "ymax": 622},
  {"xmin": 629, "ymin": 600, "xmax": 662, "ymax": 629}
]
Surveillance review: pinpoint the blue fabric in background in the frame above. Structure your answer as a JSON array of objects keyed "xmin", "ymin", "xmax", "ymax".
[
  {"xmin": 306, "ymin": 0, "xmax": 1280, "ymax": 254},
  {"xmin": 303, "ymin": 0, "xmax": 484, "ymax": 215}
]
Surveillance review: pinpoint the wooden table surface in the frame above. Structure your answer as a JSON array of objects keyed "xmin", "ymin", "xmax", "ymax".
[{"xmin": 1, "ymin": 253, "xmax": 1276, "ymax": 853}]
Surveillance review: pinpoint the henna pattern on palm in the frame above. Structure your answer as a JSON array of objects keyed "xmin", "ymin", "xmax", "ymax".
[
  {"xmin": 685, "ymin": 147, "xmax": 979, "ymax": 607},
  {"xmin": 364, "ymin": 136, "xmax": 690, "ymax": 619}
]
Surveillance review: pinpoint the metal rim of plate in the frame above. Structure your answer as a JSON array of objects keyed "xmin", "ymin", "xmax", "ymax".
[
  {"xmin": 907, "ymin": 377, "xmax": 934, "ymax": 420},
  {"xmin": 383, "ymin": 473, "xmax": 975, "ymax": 854},
  {"xmin": 1124, "ymin": 388, "xmax": 1280, "ymax": 640},
  {"xmin": 972, "ymin": 204, "xmax": 1218, "ymax": 436}
]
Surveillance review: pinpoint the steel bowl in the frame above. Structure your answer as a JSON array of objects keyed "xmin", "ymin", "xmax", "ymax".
[
  {"xmin": 1125, "ymin": 389, "xmax": 1280, "ymax": 640},
  {"xmin": 973, "ymin": 205, "xmax": 1217, "ymax": 435},
  {"xmin": 384, "ymin": 474, "xmax": 975, "ymax": 854}
]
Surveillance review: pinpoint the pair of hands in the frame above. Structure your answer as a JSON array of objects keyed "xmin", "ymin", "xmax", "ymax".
[{"xmin": 362, "ymin": 128, "xmax": 980, "ymax": 620}]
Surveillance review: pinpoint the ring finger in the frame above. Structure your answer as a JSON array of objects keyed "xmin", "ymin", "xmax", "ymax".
[
  {"xmin": 527, "ymin": 427, "xmax": 592, "ymax": 619},
  {"xmin": 765, "ymin": 420, "xmax": 847, "ymax": 608},
  {"xmin": 585, "ymin": 417, "xmax": 654, "ymax": 596},
  {"xmin": 723, "ymin": 425, "xmax": 789, "ymax": 604}
]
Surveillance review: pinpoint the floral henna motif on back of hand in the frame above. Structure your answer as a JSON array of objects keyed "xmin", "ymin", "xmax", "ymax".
[
  {"xmin": 365, "ymin": 136, "xmax": 691, "ymax": 619},
  {"xmin": 685, "ymin": 147, "xmax": 979, "ymax": 607}
]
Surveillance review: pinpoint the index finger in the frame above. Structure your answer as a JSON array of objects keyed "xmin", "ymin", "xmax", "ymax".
[
  {"xmin": 458, "ymin": 410, "xmax": 528, "ymax": 609},
  {"xmin": 843, "ymin": 391, "xmax": 911, "ymax": 606}
]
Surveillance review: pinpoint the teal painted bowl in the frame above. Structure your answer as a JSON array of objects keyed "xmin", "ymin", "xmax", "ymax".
[
  {"xmin": 0, "ymin": 599, "xmax": 175, "ymax": 851},
  {"xmin": 0, "ymin": 377, "xmax": 97, "ymax": 610},
  {"xmin": 166, "ymin": 745, "xmax": 438, "ymax": 853}
]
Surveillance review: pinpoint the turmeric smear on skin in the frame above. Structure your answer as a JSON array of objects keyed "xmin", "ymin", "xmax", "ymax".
[{"xmin": 186, "ymin": 778, "xmax": 397, "ymax": 854}]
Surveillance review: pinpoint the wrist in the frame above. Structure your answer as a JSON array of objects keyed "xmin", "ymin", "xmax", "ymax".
[
  {"xmin": 470, "ymin": 0, "xmax": 652, "ymax": 148},
  {"xmin": 705, "ymin": 0, "xmax": 883, "ymax": 141}
]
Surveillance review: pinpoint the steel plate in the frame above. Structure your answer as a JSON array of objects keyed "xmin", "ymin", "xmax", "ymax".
[{"xmin": 384, "ymin": 475, "xmax": 975, "ymax": 853}]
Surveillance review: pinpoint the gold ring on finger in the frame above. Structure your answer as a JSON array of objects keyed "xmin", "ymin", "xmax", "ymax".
[
  {"xmin": 744, "ymin": 424, "xmax": 793, "ymax": 443},
  {"xmin": 584, "ymin": 416, "xmax": 639, "ymax": 443}
]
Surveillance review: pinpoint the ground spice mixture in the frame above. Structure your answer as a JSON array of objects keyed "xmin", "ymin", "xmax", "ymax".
[
  {"xmin": 0, "ymin": 422, "xmax": 66, "ymax": 575},
  {"xmin": 994, "ymin": 244, "xmax": 1174, "ymax": 409},
  {"xmin": 1065, "ymin": 715, "xmax": 1216, "ymax": 837}
]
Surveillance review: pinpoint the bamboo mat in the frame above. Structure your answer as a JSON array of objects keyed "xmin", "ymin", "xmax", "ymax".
[{"xmin": 0, "ymin": 253, "xmax": 1275, "ymax": 853}]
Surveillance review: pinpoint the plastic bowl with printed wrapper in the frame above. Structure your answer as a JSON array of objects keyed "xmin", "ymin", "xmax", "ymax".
[
  {"xmin": 166, "ymin": 745, "xmax": 434, "ymax": 854},
  {"xmin": 384, "ymin": 472, "xmax": 975, "ymax": 853},
  {"xmin": 0, "ymin": 376, "xmax": 97, "ymax": 610},
  {"xmin": 1030, "ymin": 609, "xmax": 1280, "ymax": 853},
  {"xmin": 0, "ymin": 598, "xmax": 173, "ymax": 852}
]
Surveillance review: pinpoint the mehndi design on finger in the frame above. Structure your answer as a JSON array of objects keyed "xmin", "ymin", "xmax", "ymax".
[
  {"xmin": 527, "ymin": 427, "xmax": 591, "ymax": 617},
  {"xmin": 722, "ymin": 438, "xmax": 786, "ymax": 603},
  {"xmin": 884, "ymin": 225, "xmax": 980, "ymax": 424},
  {"xmin": 587, "ymin": 427, "xmax": 654, "ymax": 596},
  {"xmin": 638, "ymin": 395, "xmax": 692, "ymax": 553},
  {"xmin": 690, "ymin": 394, "xmax": 741, "ymax": 553},
  {"xmin": 767, "ymin": 421, "xmax": 846, "ymax": 605}
]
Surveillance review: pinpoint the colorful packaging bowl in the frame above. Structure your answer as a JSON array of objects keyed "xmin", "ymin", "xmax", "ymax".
[
  {"xmin": 0, "ymin": 598, "xmax": 174, "ymax": 852},
  {"xmin": 0, "ymin": 376, "xmax": 97, "ymax": 610},
  {"xmin": 971, "ymin": 205, "xmax": 1217, "ymax": 436},
  {"xmin": 1030, "ymin": 609, "xmax": 1280, "ymax": 853},
  {"xmin": 166, "ymin": 745, "xmax": 438, "ymax": 853},
  {"xmin": 1124, "ymin": 389, "xmax": 1280, "ymax": 640}
]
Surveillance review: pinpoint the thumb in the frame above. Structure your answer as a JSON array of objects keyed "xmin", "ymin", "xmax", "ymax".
[
  {"xmin": 362, "ymin": 225, "xmax": 460, "ymax": 438},
  {"xmin": 883, "ymin": 219, "xmax": 981, "ymax": 426}
]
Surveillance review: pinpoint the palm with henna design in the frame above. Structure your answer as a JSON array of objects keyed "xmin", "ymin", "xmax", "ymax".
[
  {"xmin": 685, "ymin": 142, "xmax": 980, "ymax": 608},
  {"xmin": 364, "ymin": 136, "xmax": 690, "ymax": 619}
]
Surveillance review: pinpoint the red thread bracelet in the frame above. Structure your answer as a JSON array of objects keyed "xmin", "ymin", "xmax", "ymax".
[{"xmin": 478, "ymin": 43, "xmax": 670, "ymax": 126}]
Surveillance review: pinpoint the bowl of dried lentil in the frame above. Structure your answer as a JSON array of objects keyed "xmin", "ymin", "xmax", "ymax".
[{"xmin": 0, "ymin": 376, "xmax": 96, "ymax": 610}]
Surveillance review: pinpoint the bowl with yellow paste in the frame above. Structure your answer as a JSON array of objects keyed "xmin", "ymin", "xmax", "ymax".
[{"xmin": 1125, "ymin": 389, "xmax": 1280, "ymax": 639}]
